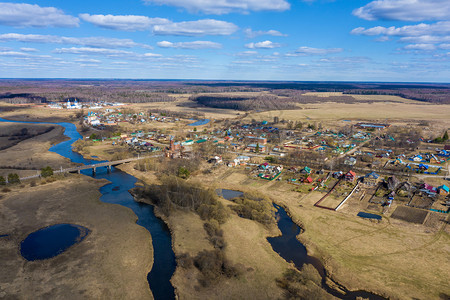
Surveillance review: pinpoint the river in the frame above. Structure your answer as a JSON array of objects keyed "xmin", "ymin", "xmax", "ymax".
[{"xmin": 0, "ymin": 118, "xmax": 176, "ymax": 300}]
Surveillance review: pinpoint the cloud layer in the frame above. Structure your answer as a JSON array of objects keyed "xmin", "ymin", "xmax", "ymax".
[
  {"xmin": 157, "ymin": 41, "xmax": 222, "ymax": 49},
  {"xmin": 245, "ymin": 40, "xmax": 281, "ymax": 49},
  {"xmin": 153, "ymin": 19, "xmax": 238, "ymax": 36},
  {"xmin": 353, "ymin": 0, "xmax": 450, "ymax": 21},
  {"xmin": 0, "ymin": 2, "xmax": 79, "ymax": 27},
  {"xmin": 79, "ymin": 14, "xmax": 170, "ymax": 31},
  {"xmin": 0, "ymin": 33, "xmax": 151, "ymax": 49},
  {"xmin": 144, "ymin": 0, "xmax": 290, "ymax": 14}
]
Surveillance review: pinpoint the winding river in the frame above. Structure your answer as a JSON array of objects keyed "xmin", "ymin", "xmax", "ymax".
[
  {"xmin": 218, "ymin": 190, "xmax": 386, "ymax": 300},
  {"xmin": 0, "ymin": 118, "xmax": 176, "ymax": 300}
]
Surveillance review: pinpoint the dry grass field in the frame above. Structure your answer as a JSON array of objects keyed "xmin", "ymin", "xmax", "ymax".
[
  {"xmin": 193, "ymin": 166, "xmax": 450, "ymax": 300},
  {"xmin": 0, "ymin": 175, "xmax": 153, "ymax": 299},
  {"xmin": 123, "ymin": 163, "xmax": 289, "ymax": 300},
  {"xmin": 0, "ymin": 122, "xmax": 74, "ymax": 178}
]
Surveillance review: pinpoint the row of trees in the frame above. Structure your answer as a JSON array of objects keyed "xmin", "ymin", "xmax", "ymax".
[{"xmin": 0, "ymin": 166, "xmax": 54, "ymax": 185}]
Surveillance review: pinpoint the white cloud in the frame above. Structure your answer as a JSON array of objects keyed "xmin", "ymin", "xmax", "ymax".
[
  {"xmin": 0, "ymin": 33, "xmax": 151, "ymax": 49},
  {"xmin": 153, "ymin": 19, "xmax": 238, "ymax": 36},
  {"xmin": 20, "ymin": 47, "xmax": 38, "ymax": 52},
  {"xmin": 245, "ymin": 40, "xmax": 281, "ymax": 49},
  {"xmin": 295, "ymin": 46, "xmax": 343, "ymax": 55},
  {"xmin": 53, "ymin": 47, "xmax": 134, "ymax": 56},
  {"xmin": 404, "ymin": 43, "xmax": 437, "ymax": 50},
  {"xmin": 351, "ymin": 21, "xmax": 450, "ymax": 37},
  {"xmin": 75, "ymin": 58, "xmax": 101, "ymax": 63},
  {"xmin": 439, "ymin": 43, "xmax": 450, "ymax": 49},
  {"xmin": 157, "ymin": 41, "xmax": 222, "ymax": 49},
  {"xmin": 0, "ymin": 3, "xmax": 79, "ymax": 27},
  {"xmin": 399, "ymin": 35, "xmax": 450, "ymax": 44},
  {"xmin": 353, "ymin": 0, "xmax": 450, "ymax": 21},
  {"xmin": 79, "ymin": 14, "xmax": 170, "ymax": 31},
  {"xmin": 244, "ymin": 28, "xmax": 287, "ymax": 38},
  {"xmin": 144, "ymin": 0, "xmax": 290, "ymax": 14}
]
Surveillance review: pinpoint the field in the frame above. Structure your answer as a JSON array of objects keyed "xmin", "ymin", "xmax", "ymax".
[
  {"xmin": 391, "ymin": 206, "xmax": 429, "ymax": 224},
  {"xmin": 192, "ymin": 166, "xmax": 450, "ymax": 300},
  {"xmin": 118, "ymin": 163, "xmax": 289, "ymax": 300},
  {"xmin": 0, "ymin": 121, "xmax": 74, "ymax": 178},
  {"xmin": 0, "ymin": 175, "xmax": 153, "ymax": 299}
]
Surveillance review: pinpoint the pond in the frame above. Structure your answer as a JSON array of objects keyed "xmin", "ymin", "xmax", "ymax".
[
  {"xmin": 0, "ymin": 117, "xmax": 176, "ymax": 300},
  {"xmin": 20, "ymin": 224, "xmax": 89, "ymax": 261},
  {"xmin": 188, "ymin": 119, "xmax": 210, "ymax": 126},
  {"xmin": 216, "ymin": 189, "xmax": 244, "ymax": 200}
]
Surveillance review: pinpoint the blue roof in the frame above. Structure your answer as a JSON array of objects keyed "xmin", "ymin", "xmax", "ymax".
[
  {"xmin": 365, "ymin": 171, "xmax": 379, "ymax": 179},
  {"xmin": 438, "ymin": 185, "xmax": 449, "ymax": 193}
]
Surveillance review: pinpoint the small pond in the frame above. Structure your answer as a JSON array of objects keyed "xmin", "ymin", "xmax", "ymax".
[
  {"xmin": 216, "ymin": 189, "xmax": 244, "ymax": 200},
  {"xmin": 20, "ymin": 224, "xmax": 89, "ymax": 261},
  {"xmin": 188, "ymin": 119, "xmax": 210, "ymax": 126},
  {"xmin": 357, "ymin": 212, "xmax": 382, "ymax": 220}
]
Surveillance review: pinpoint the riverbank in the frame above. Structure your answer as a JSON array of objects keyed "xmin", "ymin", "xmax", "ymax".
[
  {"xmin": 0, "ymin": 175, "xmax": 153, "ymax": 299},
  {"xmin": 195, "ymin": 167, "xmax": 450, "ymax": 300},
  {"xmin": 122, "ymin": 163, "xmax": 290, "ymax": 299}
]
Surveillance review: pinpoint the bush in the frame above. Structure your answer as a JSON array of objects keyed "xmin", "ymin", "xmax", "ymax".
[
  {"xmin": 41, "ymin": 166, "xmax": 54, "ymax": 178},
  {"xmin": 177, "ymin": 167, "xmax": 190, "ymax": 179},
  {"xmin": 177, "ymin": 253, "xmax": 194, "ymax": 269},
  {"xmin": 0, "ymin": 176, "xmax": 5, "ymax": 185},
  {"xmin": 7, "ymin": 173, "xmax": 20, "ymax": 184},
  {"xmin": 141, "ymin": 176, "xmax": 230, "ymax": 224},
  {"xmin": 229, "ymin": 194, "xmax": 275, "ymax": 226},
  {"xmin": 2, "ymin": 187, "xmax": 11, "ymax": 193},
  {"xmin": 194, "ymin": 250, "xmax": 241, "ymax": 287},
  {"xmin": 204, "ymin": 220, "xmax": 226, "ymax": 249}
]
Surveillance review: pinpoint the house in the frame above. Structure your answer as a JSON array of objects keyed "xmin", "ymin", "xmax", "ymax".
[
  {"xmin": 344, "ymin": 157, "xmax": 357, "ymax": 166},
  {"xmin": 300, "ymin": 166, "xmax": 312, "ymax": 174},
  {"xmin": 437, "ymin": 185, "xmax": 449, "ymax": 195},
  {"xmin": 344, "ymin": 171, "xmax": 356, "ymax": 182},
  {"xmin": 412, "ymin": 155, "xmax": 423, "ymax": 162},
  {"xmin": 364, "ymin": 171, "xmax": 380, "ymax": 186},
  {"xmin": 208, "ymin": 156, "xmax": 222, "ymax": 164},
  {"xmin": 304, "ymin": 176, "xmax": 313, "ymax": 183},
  {"xmin": 247, "ymin": 143, "xmax": 266, "ymax": 152}
]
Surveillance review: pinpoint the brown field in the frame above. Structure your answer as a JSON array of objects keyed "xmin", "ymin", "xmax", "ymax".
[
  {"xmin": 192, "ymin": 166, "xmax": 450, "ymax": 300},
  {"xmin": 0, "ymin": 175, "xmax": 153, "ymax": 299},
  {"xmin": 245, "ymin": 102, "xmax": 450, "ymax": 123},
  {"xmin": 122, "ymin": 163, "xmax": 289, "ymax": 300},
  {"xmin": 391, "ymin": 206, "xmax": 429, "ymax": 224},
  {"xmin": 0, "ymin": 122, "xmax": 75, "ymax": 178}
]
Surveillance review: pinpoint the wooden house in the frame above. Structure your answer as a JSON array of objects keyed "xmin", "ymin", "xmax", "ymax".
[
  {"xmin": 344, "ymin": 171, "xmax": 356, "ymax": 182},
  {"xmin": 363, "ymin": 171, "xmax": 380, "ymax": 186},
  {"xmin": 437, "ymin": 185, "xmax": 449, "ymax": 196}
]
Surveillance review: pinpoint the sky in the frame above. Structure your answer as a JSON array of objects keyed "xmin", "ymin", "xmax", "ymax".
[{"xmin": 0, "ymin": 0, "xmax": 449, "ymax": 82}]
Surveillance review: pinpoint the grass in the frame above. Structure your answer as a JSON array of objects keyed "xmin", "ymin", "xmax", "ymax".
[
  {"xmin": 194, "ymin": 167, "xmax": 450, "ymax": 300},
  {"xmin": 0, "ymin": 175, "xmax": 153, "ymax": 299}
]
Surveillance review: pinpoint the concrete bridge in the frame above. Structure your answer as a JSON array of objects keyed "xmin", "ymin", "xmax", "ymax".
[{"xmin": 18, "ymin": 155, "xmax": 160, "ymax": 181}]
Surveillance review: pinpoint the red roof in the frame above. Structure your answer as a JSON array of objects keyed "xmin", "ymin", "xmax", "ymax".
[
  {"xmin": 347, "ymin": 171, "xmax": 356, "ymax": 177},
  {"xmin": 305, "ymin": 177, "xmax": 313, "ymax": 183}
]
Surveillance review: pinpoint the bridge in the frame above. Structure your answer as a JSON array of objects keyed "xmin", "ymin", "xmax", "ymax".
[{"xmin": 18, "ymin": 155, "xmax": 160, "ymax": 181}]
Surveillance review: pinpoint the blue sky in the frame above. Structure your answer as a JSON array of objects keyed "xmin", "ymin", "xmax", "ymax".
[{"xmin": 0, "ymin": 0, "xmax": 449, "ymax": 82}]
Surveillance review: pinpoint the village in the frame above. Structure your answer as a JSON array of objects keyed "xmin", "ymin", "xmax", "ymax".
[{"xmin": 78, "ymin": 105, "xmax": 450, "ymax": 228}]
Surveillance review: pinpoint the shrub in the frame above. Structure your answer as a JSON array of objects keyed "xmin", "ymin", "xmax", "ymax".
[
  {"xmin": 7, "ymin": 173, "xmax": 20, "ymax": 184},
  {"xmin": 177, "ymin": 167, "xmax": 190, "ymax": 179},
  {"xmin": 229, "ymin": 194, "xmax": 275, "ymax": 226},
  {"xmin": 204, "ymin": 220, "xmax": 226, "ymax": 249},
  {"xmin": 41, "ymin": 166, "xmax": 54, "ymax": 178},
  {"xmin": 177, "ymin": 253, "xmax": 194, "ymax": 269},
  {"xmin": 194, "ymin": 250, "xmax": 241, "ymax": 287},
  {"xmin": 0, "ymin": 176, "xmax": 5, "ymax": 185}
]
